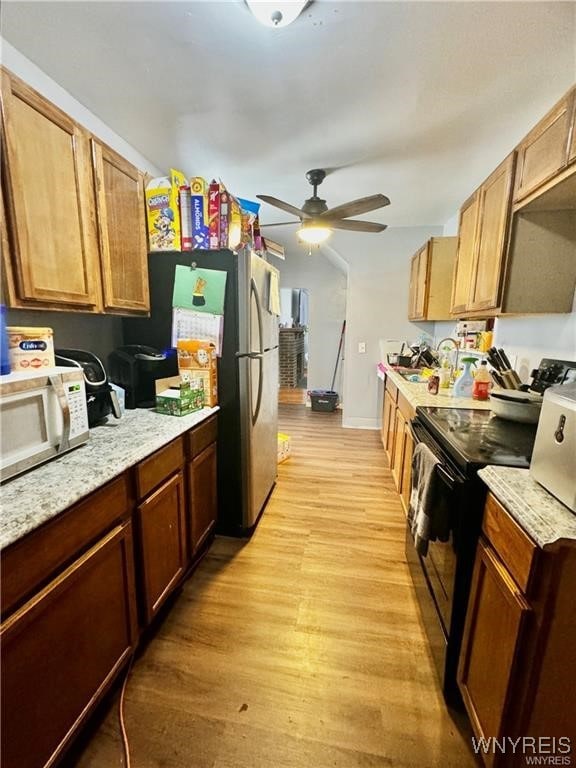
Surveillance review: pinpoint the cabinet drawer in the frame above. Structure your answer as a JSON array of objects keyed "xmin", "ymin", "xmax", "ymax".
[
  {"xmin": 482, "ymin": 493, "xmax": 537, "ymax": 593},
  {"xmin": 187, "ymin": 415, "xmax": 218, "ymax": 459},
  {"xmin": 1, "ymin": 474, "xmax": 131, "ymax": 618},
  {"xmin": 385, "ymin": 377, "xmax": 398, "ymax": 402},
  {"xmin": 135, "ymin": 437, "xmax": 184, "ymax": 500}
]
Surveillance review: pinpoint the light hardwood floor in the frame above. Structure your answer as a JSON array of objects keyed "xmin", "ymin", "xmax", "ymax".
[{"xmin": 71, "ymin": 405, "xmax": 477, "ymax": 768}]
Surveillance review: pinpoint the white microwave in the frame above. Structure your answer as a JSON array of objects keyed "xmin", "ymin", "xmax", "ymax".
[{"xmin": 0, "ymin": 366, "xmax": 90, "ymax": 482}]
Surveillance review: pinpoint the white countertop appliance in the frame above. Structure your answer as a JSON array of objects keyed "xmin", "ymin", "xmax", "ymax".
[
  {"xmin": 0, "ymin": 366, "xmax": 89, "ymax": 482},
  {"xmin": 530, "ymin": 384, "xmax": 576, "ymax": 512}
]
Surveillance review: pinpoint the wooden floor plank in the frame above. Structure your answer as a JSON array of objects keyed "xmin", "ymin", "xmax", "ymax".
[{"xmin": 71, "ymin": 404, "xmax": 476, "ymax": 768}]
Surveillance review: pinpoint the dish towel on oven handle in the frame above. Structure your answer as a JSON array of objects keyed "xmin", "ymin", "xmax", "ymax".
[{"xmin": 408, "ymin": 442, "xmax": 451, "ymax": 557}]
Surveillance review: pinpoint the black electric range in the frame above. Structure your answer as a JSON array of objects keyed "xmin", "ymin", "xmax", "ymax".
[
  {"xmin": 405, "ymin": 406, "xmax": 538, "ymax": 709},
  {"xmin": 415, "ymin": 406, "xmax": 537, "ymax": 474}
]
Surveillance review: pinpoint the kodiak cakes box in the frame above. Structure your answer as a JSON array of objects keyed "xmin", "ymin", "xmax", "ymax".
[
  {"xmin": 146, "ymin": 168, "xmax": 187, "ymax": 251},
  {"xmin": 155, "ymin": 375, "xmax": 204, "ymax": 416},
  {"xmin": 176, "ymin": 339, "xmax": 218, "ymax": 407}
]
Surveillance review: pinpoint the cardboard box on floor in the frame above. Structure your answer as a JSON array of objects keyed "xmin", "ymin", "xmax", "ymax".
[{"xmin": 176, "ymin": 340, "xmax": 218, "ymax": 407}]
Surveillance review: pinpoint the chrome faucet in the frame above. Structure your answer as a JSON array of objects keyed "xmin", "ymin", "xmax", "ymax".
[{"xmin": 436, "ymin": 337, "xmax": 460, "ymax": 378}]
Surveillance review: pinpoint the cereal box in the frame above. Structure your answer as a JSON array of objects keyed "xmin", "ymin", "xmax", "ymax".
[
  {"xmin": 228, "ymin": 195, "xmax": 242, "ymax": 250},
  {"xmin": 208, "ymin": 180, "xmax": 220, "ymax": 250},
  {"xmin": 179, "ymin": 185, "xmax": 193, "ymax": 251},
  {"xmin": 146, "ymin": 169, "xmax": 186, "ymax": 251},
  {"xmin": 176, "ymin": 339, "xmax": 218, "ymax": 407},
  {"xmin": 219, "ymin": 187, "xmax": 230, "ymax": 249},
  {"xmin": 190, "ymin": 176, "xmax": 210, "ymax": 250}
]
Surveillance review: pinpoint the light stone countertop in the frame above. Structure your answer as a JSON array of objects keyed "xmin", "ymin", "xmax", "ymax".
[
  {"xmin": 378, "ymin": 365, "xmax": 492, "ymax": 411},
  {"xmin": 0, "ymin": 406, "xmax": 219, "ymax": 551},
  {"xmin": 478, "ymin": 465, "xmax": 576, "ymax": 548}
]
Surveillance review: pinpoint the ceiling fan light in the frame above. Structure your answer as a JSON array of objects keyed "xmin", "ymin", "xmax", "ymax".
[
  {"xmin": 245, "ymin": 1, "xmax": 308, "ymax": 28},
  {"xmin": 297, "ymin": 224, "xmax": 331, "ymax": 245}
]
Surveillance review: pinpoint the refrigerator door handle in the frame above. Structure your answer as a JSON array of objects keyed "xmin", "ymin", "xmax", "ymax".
[
  {"xmin": 236, "ymin": 351, "xmax": 263, "ymax": 359},
  {"xmin": 250, "ymin": 276, "xmax": 264, "ymax": 426}
]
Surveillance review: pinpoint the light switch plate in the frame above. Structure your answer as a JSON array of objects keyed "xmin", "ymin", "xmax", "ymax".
[{"xmin": 358, "ymin": 342, "xmax": 366, "ymax": 354}]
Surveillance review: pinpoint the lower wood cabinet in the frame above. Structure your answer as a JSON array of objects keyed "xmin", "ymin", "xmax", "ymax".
[
  {"xmin": 458, "ymin": 493, "xmax": 576, "ymax": 767},
  {"xmin": 188, "ymin": 442, "xmax": 218, "ymax": 555},
  {"xmin": 1, "ymin": 522, "xmax": 138, "ymax": 768},
  {"xmin": 137, "ymin": 471, "xmax": 187, "ymax": 624},
  {"xmin": 381, "ymin": 377, "xmax": 415, "ymax": 516},
  {"xmin": 0, "ymin": 415, "xmax": 219, "ymax": 768}
]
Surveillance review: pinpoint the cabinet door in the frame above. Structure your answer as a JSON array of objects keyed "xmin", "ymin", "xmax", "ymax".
[
  {"xmin": 92, "ymin": 140, "xmax": 150, "ymax": 313},
  {"xmin": 391, "ymin": 407, "xmax": 407, "ymax": 492},
  {"xmin": 408, "ymin": 252, "xmax": 419, "ymax": 320},
  {"xmin": 383, "ymin": 390, "xmax": 395, "ymax": 463},
  {"xmin": 137, "ymin": 472, "xmax": 187, "ymax": 623},
  {"xmin": 458, "ymin": 540, "xmax": 531, "ymax": 753},
  {"xmin": 569, "ymin": 91, "xmax": 576, "ymax": 164},
  {"xmin": 188, "ymin": 442, "xmax": 218, "ymax": 556},
  {"xmin": 401, "ymin": 422, "xmax": 414, "ymax": 516},
  {"xmin": 0, "ymin": 69, "xmax": 101, "ymax": 310},
  {"xmin": 468, "ymin": 154, "xmax": 515, "ymax": 312},
  {"xmin": 1, "ymin": 523, "xmax": 137, "ymax": 768},
  {"xmin": 514, "ymin": 94, "xmax": 572, "ymax": 202},
  {"xmin": 413, "ymin": 244, "xmax": 429, "ymax": 320},
  {"xmin": 450, "ymin": 193, "xmax": 479, "ymax": 315}
]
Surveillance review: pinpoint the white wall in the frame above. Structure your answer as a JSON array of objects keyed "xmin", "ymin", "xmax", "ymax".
[
  {"xmin": 275, "ymin": 248, "xmax": 347, "ymax": 397},
  {"xmin": 331, "ymin": 227, "xmax": 442, "ymax": 429},
  {"xmin": 1, "ymin": 40, "xmax": 162, "ymax": 176}
]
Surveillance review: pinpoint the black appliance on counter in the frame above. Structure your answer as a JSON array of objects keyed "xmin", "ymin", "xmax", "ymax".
[
  {"xmin": 108, "ymin": 345, "xmax": 178, "ymax": 409},
  {"xmin": 406, "ymin": 407, "xmax": 537, "ymax": 709},
  {"xmin": 55, "ymin": 349, "xmax": 122, "ymax": 428}
]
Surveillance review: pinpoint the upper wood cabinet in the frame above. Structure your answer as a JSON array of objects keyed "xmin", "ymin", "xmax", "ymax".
[
  {"xmin": 0, "ymin": 68, "xmax": 149, "ymax": 315},
  {"xmin": 451, "ymin": 194, "xmax": 479, "ymax": 315},
  {"xmin": 92, "ymin": 139, "xmax": 150, "ymax": 313},
  {"xmin": 408, "ymin": 237, "xmax": 457, "ymax": 321},
  {"xmin": 513, "ymin": 89, "xmax": 574, "ymax": 203},
  {"xmin": 450, "ymin": 154, "xmax": 515, "ymax": 316},
  {"xmin": 569, "ymin": 94, "xmax": 576, "ymax": 165},
  {"xmin": 0, "ymin": 69, "xmax": 102, "ymax": 311}
]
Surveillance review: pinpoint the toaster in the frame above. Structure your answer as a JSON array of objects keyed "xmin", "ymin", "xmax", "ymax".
[{"xmin": 530, "ymin": 384, "xmax": 576, "ymax": 512}]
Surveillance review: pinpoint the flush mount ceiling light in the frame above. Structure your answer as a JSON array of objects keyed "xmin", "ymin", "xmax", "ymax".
[
  {"xmin": 245, "ymin": 0, "xmax": 309, "ymax": 28},
  {"xmin": 297, "ymin": 220, "xmax": 331, "ymax": 245}
]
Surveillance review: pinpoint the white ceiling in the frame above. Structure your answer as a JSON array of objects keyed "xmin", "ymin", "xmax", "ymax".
[{"xmin": 1, "ymin": 1, "xmax": 575, "ymax": 232}]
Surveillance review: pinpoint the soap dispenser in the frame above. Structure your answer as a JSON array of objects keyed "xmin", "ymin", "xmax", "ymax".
[{"xmin": 452, "ymin": 357, "xmax": 477, "ymax": 398}]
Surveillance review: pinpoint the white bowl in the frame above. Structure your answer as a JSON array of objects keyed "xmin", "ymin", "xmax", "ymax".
[{"xmin": 489, "ymin": 392, "xmax": 543, "ymax": 423}]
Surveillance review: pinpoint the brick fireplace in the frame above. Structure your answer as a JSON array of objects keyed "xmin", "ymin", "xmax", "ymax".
[{"xmin": 279, "ymin": 327, "xmax": 305, "ymax": 387}]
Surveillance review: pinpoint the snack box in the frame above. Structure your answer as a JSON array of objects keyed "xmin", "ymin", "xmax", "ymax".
[
  {"xmin": 190, "ymin": 176, "xmax": 210, "ymax": 250},
  {"xmin": 179, "ymin": 185, "xmax": 193, "ymax": 251},
  {"xmin": 146, "ymin": 168, "xmax": 186, "ymax": 251},
  {"xmin": 219, "ymin": 187, "xmax": 230, "ymax": 249},
  {"xmin": 208, "ymin": 180, "xmax": 220, "ymax": 250},
  {"xmin": 176, "ymin": 339, "xmax": 218, "ymax": 407},
  {"xmin": 228, "ymin": 195, "xmax": 242, "ymax": 250},
  {"xmin": 277, "ymin": 432, "xmax": 291, "ymax": 464},
  {"xmin": 155, "ymin": 375, "xmax": 204, "ymax": 416}
]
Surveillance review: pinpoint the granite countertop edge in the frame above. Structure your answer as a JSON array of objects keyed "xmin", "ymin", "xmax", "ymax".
[
  {"xmin": 0, "ymin": 406, "xmax": 219, "ymax": 551},
  {"xmin": 478, "ymin": 465, "xmax": 576, "ymax": 548}
]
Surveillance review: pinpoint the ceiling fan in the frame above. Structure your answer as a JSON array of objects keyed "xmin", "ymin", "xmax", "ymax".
[{"xmin": 257, "ymin": 169, "xmax": 390, "ymax": 245}]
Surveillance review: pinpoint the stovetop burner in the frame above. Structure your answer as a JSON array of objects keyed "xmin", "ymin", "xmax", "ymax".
[{"xmin": 416, "ymin": 407, "xmax": 537, "ymax": 472}]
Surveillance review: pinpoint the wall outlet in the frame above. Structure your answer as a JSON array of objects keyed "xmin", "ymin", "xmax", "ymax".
[
  {"xmin": 358, "ymin": 342, "xmax": 366, "ymax": 354},
  {"xmin": 456, "ymin": 320, "xmax": 487, "ymax": 334}
]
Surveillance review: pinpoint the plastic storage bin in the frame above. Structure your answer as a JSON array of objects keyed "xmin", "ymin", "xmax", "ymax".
[{"xmin": 309, "ymin": 389, "xmax": 339, "ymax": 412}]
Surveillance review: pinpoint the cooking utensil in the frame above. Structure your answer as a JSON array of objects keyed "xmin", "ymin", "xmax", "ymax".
[
  {"xmin": 489, "ymin": 370, "xmax": 506, "ymax": 389},
  {"xmin": 489, "ymin": 393, "xmax": 543, "ymax": 423}
]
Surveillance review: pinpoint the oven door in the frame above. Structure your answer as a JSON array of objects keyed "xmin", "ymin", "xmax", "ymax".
[{"xmin": 405, "ymin": 418, "xmax": 467, "ymax": 706}]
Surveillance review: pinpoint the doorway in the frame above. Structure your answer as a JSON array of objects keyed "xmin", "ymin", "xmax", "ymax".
[{"xmin": 279, "ymin": 288, "xmax": 309, "ymax": 404}]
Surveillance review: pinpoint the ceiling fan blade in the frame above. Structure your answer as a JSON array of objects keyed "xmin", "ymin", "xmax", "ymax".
[
  {"xmin": 256, "ymin": 195, "xmax": 311, "ymax": 220},
  {"xmin": 328, "ymin": 219, "xmax": 388, "ymax": 233},
  {"xmin": 260, "ymin": 221, "xmax": 298, "ymax": 228},
  {"xmin": 320, "ymin": 193, "xmax": 390, "ymax": 220}
]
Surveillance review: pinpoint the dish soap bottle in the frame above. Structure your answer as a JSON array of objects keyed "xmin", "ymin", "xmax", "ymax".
[
  {"xmin": 472, "ymin": 360, "xmax": 491, "ymax": 401},
  {"xmin": 452, "ymin": 357, "xmax": 477, "ymax": 398}
]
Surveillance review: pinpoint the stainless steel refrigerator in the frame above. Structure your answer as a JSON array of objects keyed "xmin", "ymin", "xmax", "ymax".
[{"xmin": 122, "ymin": 248, "xmax": 280, "ymax": 535}]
